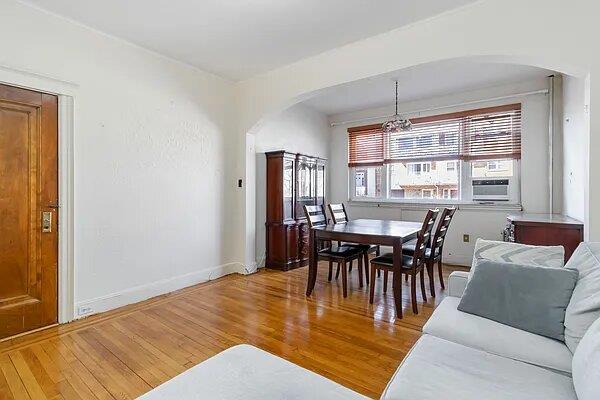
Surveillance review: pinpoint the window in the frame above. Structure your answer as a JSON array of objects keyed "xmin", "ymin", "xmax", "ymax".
[
  {"xmin": 421, "ymin": 189, "xmax": 434, "ymax": 198},
  {"xmin": 388, "ymin": 160, "xmax": 458, "ymax": 200},
  {"xmin": 407, "ymin": 162, "xmax": 431, "ymax": 176},
  {"xmin": 353, "ymin": 166, "xmax": 382, "ymax": 198},
  {"xmin": 472, "ymin": 159, "xmax": 513, "ymax": 178},
  {"xmin": 348, "ymin": 104, "xmax": 521, "ymax": 203},
  {"xmin": 442, "ymin": 188, "xmax": 459, "ymax": 199}
]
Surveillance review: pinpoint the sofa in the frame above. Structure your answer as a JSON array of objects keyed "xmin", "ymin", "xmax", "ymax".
[
  {"xmin": 381, "ymin": 240, "xmax": 600, "ymax": 400},
  {"xmin": 140, "ymin": 241, "xmax": 600, "ymax": 400}
]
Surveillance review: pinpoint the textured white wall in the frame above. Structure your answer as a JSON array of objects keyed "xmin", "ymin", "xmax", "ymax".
[
  {"xmin": 329, "ymin": 80, "xmax": 552, "ymax": 265},
  {"xmin": 0, "ymin": 0, "xmax": 236, "ymax": 316},
  {"xmin": 562, "ymin": 76, "xmax": 588, "ymax": 222},
  {"xmin": 253, "ymin": 104, "xmax": 331, "ymax": 266}
]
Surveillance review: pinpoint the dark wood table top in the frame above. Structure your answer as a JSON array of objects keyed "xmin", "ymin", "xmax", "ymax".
[{"xmin": 313, "ymin": 219, "xmax": 422, "ymax": 246}]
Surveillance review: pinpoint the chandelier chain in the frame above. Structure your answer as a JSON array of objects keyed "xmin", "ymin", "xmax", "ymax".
[{"xmin": 382, "ymin": 80, "xmax": 411, "ymax": 132}]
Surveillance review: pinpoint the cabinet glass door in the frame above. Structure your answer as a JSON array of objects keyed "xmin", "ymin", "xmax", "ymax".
[
  {"xmin": 296, "ymin": 159, "xmax": 314, "ymax": 218},
  {"xmin": 316, "ymin": 163, "xmax": 325, "ymax": 206},
  {"xmin": 283, "ymin": 159, "xmax": 294, "ymax": 220}
]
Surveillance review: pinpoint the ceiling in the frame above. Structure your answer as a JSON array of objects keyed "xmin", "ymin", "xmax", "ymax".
[
  {"xmin": 303, "ymin": 60, "xmax": 554, "ymax": 116},
  {"xmin": 20, "ymin": 0, "xmax": 477, "ymax": 80}
]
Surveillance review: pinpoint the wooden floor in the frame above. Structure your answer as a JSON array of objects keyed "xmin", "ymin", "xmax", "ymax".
[{"xmin": 0, "ymin": 262, "xmax": 467, "ymax": 399}]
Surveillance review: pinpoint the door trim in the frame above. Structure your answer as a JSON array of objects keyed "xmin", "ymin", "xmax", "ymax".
[
  {"xmin": 1, "ymin": 63, "xmax": 77, "ymax": 323},
  {"xmin": 58, "ymin": 95, "xmax": 75, "ymax": 323}
]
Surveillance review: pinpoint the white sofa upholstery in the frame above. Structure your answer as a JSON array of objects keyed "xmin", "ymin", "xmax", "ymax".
[
  {"xmin": 383, "ymin": 240, "xmax": 600, "ymax": 400},
  {"xmin": 423, "ymin": 296, "xmax": 573, "ymax": 373},
  {"xmin": 380, "ymin": 335, "xmax": 576, "ymax": 400},
  {"xmin": 448, "ymin": 270, "xmax": 469, "ymax": 297}
]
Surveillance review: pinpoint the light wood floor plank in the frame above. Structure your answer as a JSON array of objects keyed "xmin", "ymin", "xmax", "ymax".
[
  {"xmin": 10, "ymin": 351, "xmax": 49, "ymax": 399},
  {"xmin": 0, "ymin": 354, "xmax": 34, "ymax": 400},
  {"xmin": 17, "ymin": 348, "xmax": 58, "ymax": 399}
]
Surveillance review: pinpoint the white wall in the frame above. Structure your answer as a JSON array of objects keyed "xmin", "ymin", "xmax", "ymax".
[
  {"xmin": 253, "ymin": 104, "xmax": 330, "ymax": 266},
  {"xmin": 562, "ymin": 76, "xmax": 588, "ymax": 222},
  {"xmin": 0, "ymin": 0, "xmax": 237, "ymax": 318},
  {"xmin": 328, "ymin": 79, "xmax": 553, "ymax": 265}
]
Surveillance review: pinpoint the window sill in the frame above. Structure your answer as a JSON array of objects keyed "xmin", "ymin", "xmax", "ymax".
[{"xmin": 348, "ymin": 198, "xmax": 523, "ymax": 212}]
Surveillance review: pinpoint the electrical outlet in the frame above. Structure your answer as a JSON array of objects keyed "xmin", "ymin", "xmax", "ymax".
[
  {"xmin": 463, "ymin": 234, "xmax": 470, "ymax": 243},
  {"xmin": 78, "ymin": 306, "xmax": 93, "ymax": 316}
]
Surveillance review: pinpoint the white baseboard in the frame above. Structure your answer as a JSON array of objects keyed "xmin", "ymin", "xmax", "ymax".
[
  {"xmin": 444, "ymin": 254, "xmax": 471, "ymax": 267},
  {"xmin": 74, "ymin": 262, "xmax": 245, "ymax": 319},
  {"xmin": 243, "ymin": 262, "xmax": 258, "ymax": 274}
]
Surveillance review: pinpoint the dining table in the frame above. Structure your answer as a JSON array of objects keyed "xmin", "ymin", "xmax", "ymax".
[{"xmin": 306, "ymin": 218, "xmax": 422, "ymax": 317}]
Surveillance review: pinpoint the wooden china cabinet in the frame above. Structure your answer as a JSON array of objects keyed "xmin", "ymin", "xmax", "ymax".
[{"xmin": 265, "ymin": 151, "xmax": 326, "ymax": 270}]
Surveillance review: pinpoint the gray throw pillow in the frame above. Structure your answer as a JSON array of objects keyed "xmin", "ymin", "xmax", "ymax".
[{"xmin": 458, "ymin": 259, "xmax": 578, "ymax": 341}]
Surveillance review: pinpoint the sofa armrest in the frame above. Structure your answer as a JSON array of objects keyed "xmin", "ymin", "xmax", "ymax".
[{"xmin": 448, "ymin": 271, "xmax": 469, "ymax": 298}]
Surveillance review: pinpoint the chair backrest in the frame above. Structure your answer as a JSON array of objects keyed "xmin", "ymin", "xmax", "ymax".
[
  {"xmin": 412, "ymin": 208, "xmax": 439, "ymax": 267},
  {"xmin": 328, "ymin": 203, "xmax": 348, "ymax": 224},
  {"xmin": 304, "ymin": 204, "xmax": 328, "ymax": 228},
  {"xmin": 430, "ymin": 207, "xmax": 456, "ymax": 259}
]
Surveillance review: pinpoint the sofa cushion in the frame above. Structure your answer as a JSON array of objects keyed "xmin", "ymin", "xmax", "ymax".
[
  {"xmin": 564, "ymin": 242, "xmax": 600, "ymax": 353},
  {"xmin": 138, "ymin": 344, "xmax": 368, "ymax": 399},
  {"xmin": 458, "ymin": 259, "xmax": 578, "ymax": 341},
  {"xmin": 470, "ymin": 239, "xmax": 564, "ymax": 279},
  {"xmin": 424, "ymin": 297, "xmax": 573, "ymax": 373},
  {"xmin": 572, "ymin": 316, "xmax": 600, "ymax": 400},
  {"xmin": 381, "ymin": 335, "xmax": 576, "ymax": 400}
]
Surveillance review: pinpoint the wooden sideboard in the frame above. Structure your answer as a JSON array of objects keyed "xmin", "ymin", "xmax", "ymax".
[
  {"xmin": 505, "ymin": 213, "xmax": 584, "ymax": 261},
  {"xmin": 265, "ymin": 150, "xmax": 326, "ymax": 270}
]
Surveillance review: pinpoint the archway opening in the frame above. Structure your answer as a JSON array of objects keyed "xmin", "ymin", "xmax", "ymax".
[{"xmin": 244, "ymin": 57, "xmax": 590, "ymax": 271}]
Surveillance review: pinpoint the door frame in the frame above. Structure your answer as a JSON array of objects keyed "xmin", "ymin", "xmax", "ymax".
[{"xmin": 1, "ymin": 64, "xmax": 76, "ymax": 323}]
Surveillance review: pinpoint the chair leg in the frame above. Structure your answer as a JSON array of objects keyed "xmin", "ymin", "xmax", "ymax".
[
  {"xmin": 369, "ymin": 264, "xmax": 376, "ymax": 304},
  {"xmin": 397, "ymin": 271, "xmax": 403, "ymax": 319},
  {"xmin": 377, "ymin": 269, "xmax": 381, "ymax": 278},
  {"xmin": 438, "ymin": 259, "xmax": 445, "ymax": 290},
  {"xmin": 328, "ymin": 260, "xmax": 333, "ymax": 282},
  {"xmin": 427, "ymin": 260, "xmax": 435, "ymax": 297},
  {"xmin": 405, "ymin": 273, "xmax": 409, "ymax": 282},
  {"xmin": 341, "ymin": 261, "xmax": 348, "ymax": 298},
  {"xmin": 336, "ymin": 263, "xmax": 341, "ymax": 279},
  {"xmin": 410, "ymin": 273, "xmax": 418, "ymax": 314},
  {"xmin": 420, "ymin": 268, "xmax": 427, "ymax": 302},
  {"xmin": 349, "ymin": 259, "xmax": 353, "ymax": 272},
  {"xmin": 363, "ymin": 252, "xmax": 370, "ymax": 285},
  {"xmin": 357, "ymin": 256, "xmax": 364, "ymax": 288},
  {"xmin": 383, "ymin": 270, "xmax": 388, "ymax": 294}
]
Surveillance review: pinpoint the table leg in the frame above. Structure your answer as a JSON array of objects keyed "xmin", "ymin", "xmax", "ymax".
[
  {"xmin": 306, "ymin": 228, "xmax": 318, "ymax": 296},
  {"xmin": 392, "ymin": 237, "xmax": 403, "ymax": 319}
]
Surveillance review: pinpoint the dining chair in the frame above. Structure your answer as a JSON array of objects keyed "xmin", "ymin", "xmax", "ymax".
[
  {"xmin": 369, "ymin": 208, "xmax": 439, "ymax": 314},
  {"xmin": 304, "ymin": 205, "xmax": 365, "ymax": 298},
  {"xmin": 402, "ymin": 207, "xmax": 456, "ymax": 296},
  {"xmin": 328, "ymin": 203, "xmax": 380, "ymax": 284}
]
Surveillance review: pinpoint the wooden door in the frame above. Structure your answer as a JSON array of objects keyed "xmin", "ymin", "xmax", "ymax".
[{"xmin": 0, "ymin": 83, "xmax": 58, "ymax": 339}]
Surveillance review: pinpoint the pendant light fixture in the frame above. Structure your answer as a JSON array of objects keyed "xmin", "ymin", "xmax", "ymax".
[{"xmin": 382, "ymin": 81, "xmax": 411, "ymax": 133}]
